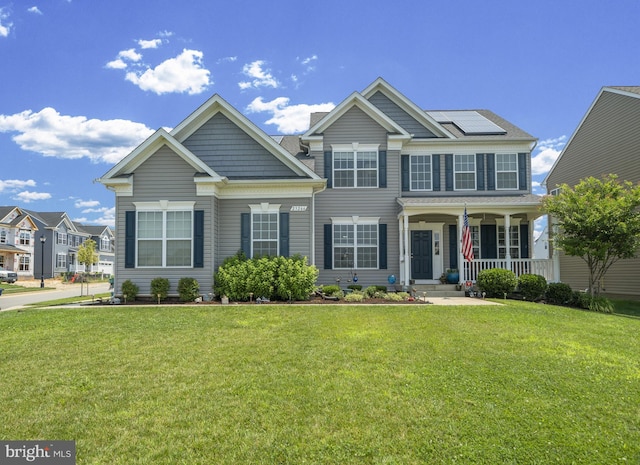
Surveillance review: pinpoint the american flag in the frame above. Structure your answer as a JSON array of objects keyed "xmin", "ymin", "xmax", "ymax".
[{"xmin": 462, "ymin": 207, "xmax": 474, "ymax": 262}]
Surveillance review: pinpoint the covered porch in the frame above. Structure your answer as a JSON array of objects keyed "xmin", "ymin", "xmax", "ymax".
[{"xmin": 396, "ymin": 196, "xmax": 553, "ymax": 286}]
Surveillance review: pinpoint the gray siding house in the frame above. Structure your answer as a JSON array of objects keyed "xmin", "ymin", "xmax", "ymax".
[
  {"xmin": 544, "ymin": 86, "xmax": 640, "ymax": 299},
  {"xmin": 100, "ymin": 78, "xmax": 548, "ymax": 298}
]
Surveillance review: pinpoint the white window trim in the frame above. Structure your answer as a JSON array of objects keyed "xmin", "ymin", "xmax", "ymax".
[
  {"xmin": 495, "ymin": 153, "xmax": 519, "ymax": 190},
  {"xmin": 134, "ymin": 200, "xmax": 195, "ymax": 268},
  {"xmin": 453, "ymin": 154, "xmax": 476, "ymax": 191},
  {"xmin": 409, "ymin": 153, "xmax": 433, "ymax": 192},
  {"xmin": 331, "ymin": 216, "xmax": 380, "ymax": 270},
  {"xmin": 331, "ymin": 143, "xmax": 380, "ymax": 189},
  {"xmin": 249, "ymin": 203, "xmax": 281, "ymax": 257}
]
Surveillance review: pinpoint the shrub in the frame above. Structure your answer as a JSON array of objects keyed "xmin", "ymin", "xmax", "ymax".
[
  {"xmin": 518, "ymin": 274, "xmax": 547, "ymax": 301},
  {"xmin": 150, "ymin": 277, "xmax": 170, "ymax": 302},
  {"xmin": 178, "ymin": 277, "xmax": 200, "ymax": 302},
  {"xmin": 344, "ymin": 292, "xmax": 364, "ymax": 302},
  {"xmin": 546, "ymin": 282, "xmax": 573, "ymax": 305},
  {"xmin": 384, "ymin": 292, "xmax": 404, "ymax": 301},
  {"xmin": 573, "ymin": 292, "xmax": 614, "ymax": 313},
  {"xmin": 364, "ymin": 285, "xmax": 387, "ymax": 298},
  {"xmin": 477, "ymin": 268, "xmax": 517, "ymax": 298},
  {"xmin": 272, "ymin": 255, "xmax": 319, "ymax": 301},
  {"xmin": 347, "ymin": 284, "xmax": 362, "ymax": 291},
  {"xmin": 320, "ymin": 284, "xmax": 341, "ymax": 295},
  {"xmin": 121, "ymin": 280, "xmax": 139, "ymax": 302}
]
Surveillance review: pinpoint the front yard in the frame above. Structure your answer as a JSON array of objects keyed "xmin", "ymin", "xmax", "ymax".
[{"xmin": 0, "ymin": 302, "xmax": 638, "ymax": 464}]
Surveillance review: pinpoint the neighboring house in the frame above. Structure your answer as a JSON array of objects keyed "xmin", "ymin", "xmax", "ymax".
[
  {"xmin": 99, "ymin": 78, "xmax": 549, "ymax": 297},
  {"xmin": 533, "ymin": 226, "xmax": 549, "ymax": 259},
  {"xmin": 77, "ymin": 224, "xmax": 115, "ymax": 275},
  {"xmin": 0, "ymin": 206, "xmax": 39, "ymax": 279},
  {"xmin": 544, "ymin": 86, "xmax": 640, "ymax": 298}
]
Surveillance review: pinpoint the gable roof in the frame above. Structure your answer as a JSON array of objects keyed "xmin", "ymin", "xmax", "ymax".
[
  {"xmin": 0, "ymin": 206, "xmax": 38, "ymax": 230},
  {"xmin": 26, "ymin": 210, "xmax": 79, "ymax": 232}
]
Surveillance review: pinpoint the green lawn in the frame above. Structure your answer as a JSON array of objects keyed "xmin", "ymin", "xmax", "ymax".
[{"xmin": 0, "ymin": 302, "xmax": 638, "ymax": 464}]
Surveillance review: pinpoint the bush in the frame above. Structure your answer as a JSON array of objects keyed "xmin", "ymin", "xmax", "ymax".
[
  {"xmin": 383, "ymin": 292, "xmax": 404, "ymax": 301},
  {"xmin": 364, "ymin": 285, "xmax": 388, "ymax": 298},
  {"xmin": 178, "ymin": 277, "xmax": 200, "ymax": 302},
  {"xmin": 573, "ymin": 292, "xmax": 614, "ymax": 313},
  {"xmin": 344, "ymin": 292, "xmax": 364, "ymax": 302},
  {"xmin": 121, "ymin": 280, "xmax": 139, "ymax": 302},
  {"xmin": 320, "ymin": 285, "xmax": 341, "ymax": 295},
  {"xmin": 546, "ymin": 282, "xmax": 573, "ymax": 305},
  {"xmin": 150, "ymin": 277, "xmax": 170, "ymax": 302},
  {"xmin": 347, "ymin": 284, "xmax": 362, "ymax": 291},
  {"xmin": 518, "ymin": 274, "xmax": 547, "ymax": 301},
  {"xmin": 477, "ymin": 268, "xmax": 517, "ymax": 298}
]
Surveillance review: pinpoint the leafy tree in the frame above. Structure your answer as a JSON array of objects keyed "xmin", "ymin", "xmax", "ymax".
[
  {"xmin": 543, "ymin": 174, "xmax": 640, "ymax": 296},
  {"xmin": 77, "ymin": 238, "xmax": 98, "ymax": 296}
]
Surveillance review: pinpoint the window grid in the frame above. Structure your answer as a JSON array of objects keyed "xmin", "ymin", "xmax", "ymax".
[
  {"xmin": 410, "ymin": 155, "xmax": 432, "ymax": 191},
  {"xmin": 454, "ymin": 154, "xmax": 476, "ymax": 190},
  {"xmin": 333, "ymin": 150, "xmax": 378, "ymax": 188},
  {"xmin": 137, "ymin": 211, "xmax": 192, "ymax": 267},
  {"xmin": 19, "ymin": 230, "xmax": 30, "ymax": 245},
  {"xmin": 19, "ymin": 256, "xmax": 30, "ymax": 271},
  {"xmin": 496, "ymin": 153, "xmax": 518, "ymax": 189},
  {"xmin": 252, "ymin": 213, "xmax": 278, "ymax": 257},
  {"xmin": 498, "ymin": 226, "xmax": 520, "ymax": 259},
  {"xmin": 333, "ymin": 223, "xmax": 378, "ymax": 269}
]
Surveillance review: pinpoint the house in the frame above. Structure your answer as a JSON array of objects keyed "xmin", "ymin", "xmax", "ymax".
[
  {"xmin": 76, "ymin": 224, "xmax": 115, "ymax": 275},
  {"xmin": 533, "ymin": 226, "xmax": 549, "ymax": 259},
  {"xmin": 544, "ymin": 86, "xmax": 640, "ymax": 299},
  {"xmin": 99, "ymin": 78, "xmax": 550, "ymax": 298},
  {"xmin": 0, "ymin": 206, "xmax": 39, "ymax": 279}
]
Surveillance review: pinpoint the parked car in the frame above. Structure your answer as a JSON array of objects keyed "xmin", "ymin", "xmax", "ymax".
[{"xmin": 0, "ymin": 266, "xmax": 18, "ymax": 283}]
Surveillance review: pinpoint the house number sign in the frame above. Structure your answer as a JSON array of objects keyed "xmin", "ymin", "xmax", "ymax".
[{"xmin": 290, "ymin": 206, "xmax": 308, "ymax": 212}]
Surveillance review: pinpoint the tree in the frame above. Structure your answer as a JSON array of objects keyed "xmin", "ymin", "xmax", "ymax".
[
  {"xmin": 77, "ymin": 238, "xmax": 98, "ymax": 296},
  {"xmin": 543, "ymin": 174, "xmax": 640, "ymax": 296}
]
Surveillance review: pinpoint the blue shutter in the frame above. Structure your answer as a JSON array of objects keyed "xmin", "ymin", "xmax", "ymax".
[
  {"xmin": 240, "ymin": 213, "xmax": 251, "ymax": 257},
  {"xmin": 401, "ymin": 155, "xmax": 410, "ymax": 191},
  {"xmin": 324, "ymin": 224, "xmax": 332, "ymax": 269},
  {"xmin": 449, "ymin": 224, "xmax": 458, "ymax": 270},
  {"xmin": 279, "ymin": 212, "xmax": 289, "ymax": 257},
  {"xmin": 125, "ymin": 211, "xmax": 135, "ymax": 268},
  {"xmin": 193, "ymin": 210, "xmax": 204, "ymax": 268},
  {"xmin": 520, "ymin": 224, "xmax": 530, "ymax": 258},
  {"xmin": 378, "ymin": 150, "xmax": 387, "ymax": 188},
  {"xmin": 324, "ymin": 151, "xmax": 332, "ymax": 188},
  {"xmin": 486, "ymin": 153, "xmax": 495, "ymax": 191},
  {"xmin": 379, "ymin": 224, "xmax": 387, "ymax": 269},
  {"xmin": 476, "ymin": 154, "xmax": 485, "ymax": 191},
  {"xmin": 433, "ymin": 154, "xmax": 441, "ymax": 191},
  {"xmin": 518, "ymin": 153, "xmax": 528, "ymax": 190},
  {"xmin": 445, "ymin": 154, "xmax": 453, "ymax": 191}
]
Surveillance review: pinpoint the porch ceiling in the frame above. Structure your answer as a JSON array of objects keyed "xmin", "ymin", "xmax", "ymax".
[{"xmin": 397, "ymin": 194, "xmax": 543, "ymax": 218}]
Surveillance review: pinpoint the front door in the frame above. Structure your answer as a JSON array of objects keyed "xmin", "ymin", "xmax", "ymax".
[{"xmin": 411, "ymin": 230, "xmax": 433, "ymax": 279}]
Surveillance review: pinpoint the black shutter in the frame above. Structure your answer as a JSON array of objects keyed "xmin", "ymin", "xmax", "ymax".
[
  {"xmin": 324, "ymin": 151, "xmax": 332, "ymax": 188},
  {"xmin": 445, "ymin": 154, "xmax": 454, "ymax": 191},
  {"xmin": 379, "ymin": 224, "xmax": 387, "ymax": 269},
  {"xmin": 193, "ymin": 210, "xmax": 204, "ymax": 268},
  {"xmin": 449, "ymin": 224, "xmax": 458, "ymax": 270},
  {"xmin": 279, "ymin": 212, "xmax": 289, "ymax": 257},
  {"xmin": 324, "ymin": 224, "xmax": 332, "ymax": 269},
  {"xmin": 240, "ymin": 213, "xmax": 251, "ymax": 257},
  {"xmin": 401, "ymin": 155, "xmax": 410, "ymax": 192},
  {"xmin": 125, "ymin": 211, "xmax": 135, "ymax": 268},
  {"xmin": 486, "ymin": 153, "xmax": 495, "ymax": 191},
  {"xmin": 433, "ymin": 154, "xmax": 441, "ymax": 191},
  {"xmin": 520, "ymin": 224, "xmax": 530, "ymax": 258},
  {"xmin": 378, "ymin": 150, "xmax": 387, "ymax": 188},
  {"xmin": 481, "ymin": 224, "xmax": 497, "ymax": 259},
  {"xmin": 518, "ymin": 153, "xmax": 528, "ymax": 190},
  {"xmin": 476, "ymin": 153, "xmax": 485, "ymax": 191}
]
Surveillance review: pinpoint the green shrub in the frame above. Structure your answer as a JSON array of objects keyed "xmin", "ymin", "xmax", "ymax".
[
  {"xmin": 546, "ymin": 282, "xmax": 573, "ymax": 305},
  {"xmin": 178, "ymin": 277, "xmax": 200, "ymax": 302},
  {"xmin": 150, "ymin": 277, "xmax": 170, "ymax": 302},
  {"xmin": 320, "ymin": 285, "xmax": 341, "ymax": 295},
  {"xmin": 384, "ymin": 292, "xmax": 404, "ymax": 301},
  {"xmin": 518, "ymin": 274, "xmax": 547, "ymax": 301},
  {"xmin": 573, "ymin": 293, "xmax": 614, "ymax": 313},
  {"xmin": 272, "ymin": 255, "xmax": 319, "ymax": 301},
  {"xmin": 347, "ymin": 284, "xmax": 362, "ymax": 291},
  {"xmin": 121, "ymin": 280, "xmax": 139, "ymax": 302},
  {"xmin": 364, "ymin": 285, "xmax": 387, "ymax": 298},
  {"xmin": 477, "ymin": 268, "xmax": 517, "ymax": 298},
  {"xmin": 344, "ymin": 292, "xmax": 364, "ymax": 302}
]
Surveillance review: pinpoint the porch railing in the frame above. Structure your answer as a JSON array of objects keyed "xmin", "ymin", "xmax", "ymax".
[
  {"xmin": 462, "ymin": 259, "xmax": 554, "ymax": 283},
  {"xmin": 69, "ymin": 264, "xmax": 86, "ymax": 273}
]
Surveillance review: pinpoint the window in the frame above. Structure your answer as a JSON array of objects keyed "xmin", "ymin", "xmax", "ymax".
[
  {"xmin": 100, "ymin": 236, "xmax": 111, "ymax": 251},
  {"xmin": 136, "ymin": 202, "xmax": 193, "ymax": 267},
  {"xmin": 498, "ymin": 226, "xmax": 520, "ymax": 259},
  {"xmin": 56, "ymin": 253, "xmax": 67, "ymax": 269},
  {"xmin": 410, "ymin": 155, "xmax": 432, "ymax": 191},
  {"xmin": 19, "ymin": 230, "xmax": 31, "ymax": 245},
  {"xmin": 19, "ymin": 256, "xmax": 30, "ymax": 271},
  {"xmin": 333, "ymin": 145, "xmax": 379, "ymax": 188},
  {"xmin": 332, "ymin": 219, "xmax": 379, "ymax": 269},
  {"xmin": 248, "ymin": 203, "xmax": 280, "ymax": 257},
  {"xmin": 0, "ymin": 231, "xmax": 6, "ymax": 244},
  {"xmin": 454, "ymin": 154, "xmax": 476, "ymax": 190},
  {"xmin": 57, "ymin": 232, "xmax": 67, "ymax": 245},
  {"xmin": 470, "ymin": 225, "xmax": 480, "ymax": 259},
  {"xmin": 496, "ymin": 153, "xmax": 518, "ymax": 189}
]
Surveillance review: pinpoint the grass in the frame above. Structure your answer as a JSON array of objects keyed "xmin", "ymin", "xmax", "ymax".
[
  {"xmin": 0, "ymin": 302, "xmax": 638, "ymax": 464},
  {"xmin": 0, "ymin": 283, "xmax": 55, "ymax": 294}
]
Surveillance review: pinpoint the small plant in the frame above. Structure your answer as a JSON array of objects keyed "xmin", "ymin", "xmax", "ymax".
[
  {"xmin": 150, "ymin": 277, "xmax": 170, "ymax": 302},
  {"xmin": 344, "ymin": 292, "xmax": 364, "ymax": 302},
  {"xmin": 364, "ymin": 285, "xmax": 387, "ymax": 298},
  {"xmin": 546, "ymin": 282, "xmax": 573, "ymax": 305},
  {"xmin": 574, "ymin": 293, "xmax": 614, "ymax": 313},
  {"xmin": 321, "ymin": 284, "xmax": 341, "ymax": 295},
  {"xmin": 121, "ymin": 280, "xmax": 139, "ymax": 302},
  {"xmin": 178, "ymin": 277, "xmax": 200, "ymax": 302},
  {"xmin": 347, "ymin": 284, "xmax": 362, "ymax": 291},
  {"xmin": 477, "ymin": 268, "xmax": 517, "ymax": 298},
  {"xmin": 384, "ymin": 292, "xmax": 404, "ymax": 301},
  {"xmin": 518, "ymin": 274, "xmax": 547, "ymax": 301}
]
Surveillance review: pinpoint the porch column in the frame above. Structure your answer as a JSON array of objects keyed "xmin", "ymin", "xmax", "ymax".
[
  {"xmin": 551, "ymin": 220, "xmax": 561, "ymax": 282},
  {"xmin": 403, "ymin": 214, "xmax": 410, "ymax": 286},
  {"xmin": 504, "ymin": 213, "xmax": 511, "ymax": 271},
  {"xmin": 458, "ymin": 212, "xmax": 464, "ymax": 282},
  {"xmin": 398, "ymin": 218, "xmax": 404, "ymax": 285}
]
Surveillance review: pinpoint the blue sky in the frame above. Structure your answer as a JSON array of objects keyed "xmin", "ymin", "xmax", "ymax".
[{"xmin": 1, "ymin": 0, "xmax": 639, "ymax": 234}]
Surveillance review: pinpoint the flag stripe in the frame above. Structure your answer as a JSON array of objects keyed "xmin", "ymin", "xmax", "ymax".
[{"xmin": 462, "ymin": 207, "xmax": 474, "ymax": 262}]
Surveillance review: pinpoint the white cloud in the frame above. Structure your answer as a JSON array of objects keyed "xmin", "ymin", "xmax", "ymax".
[
  {"xmin": 0, "ymin": 179, "xmax": 37, "ymax": 192},
  {"xmin": 105, "ymin": 58, "xmax": 127, "ymax": 70},
  {"xmin": 86, "ymin": 207, "xmax": 115, "ymax": 227},
  {"xmin": 531, "ymin": 136, "xmax": 567, "ymax": 176},
  {"xmin": 138, "ymin": 38, "xmax": 162, "ymax": 49},
  {"xmin": 27, "ymin": 6, "xmax": 43, "ymax": 15},
  {"xmin": 239, "ymin": 60, "xmax": 279, "ymax": 90},
  {"xmin": 300, "ymin": 55, "xmax": 317, "ymax": 66},
  {"xmin": 0, "ymin": 7, "xmax": 12, "ymax": 37},
  {"xmin": 125, "ymin": 49, "xmax": 211, "ymax": 95},
  {"xmin": 246, "ymin": 97, "xmax": 335, "ymax": 134},
  {"xmin": 13, "ymin": 191, "xmax": 51, "ymax": 203},
  {"xmin": 0, "ymin": 107, "xmax": 154, "ymax": 164},
  {"xmin": 119, "ymin": 48, "xmax": 142, "ymax": 61},
  {"xmin": 75, "ymin": 199, "xmax": 100, "ymax": 208}
]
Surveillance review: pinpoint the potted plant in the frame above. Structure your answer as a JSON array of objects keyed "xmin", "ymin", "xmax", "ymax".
[{"xmin": 446, "ymin": 268, "xmax": 459, "ymax": 284}]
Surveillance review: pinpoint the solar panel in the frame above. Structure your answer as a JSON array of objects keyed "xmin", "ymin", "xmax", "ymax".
[{"xmin": 427, "ymin": 110, "xmax": 506, "ymax": 135}]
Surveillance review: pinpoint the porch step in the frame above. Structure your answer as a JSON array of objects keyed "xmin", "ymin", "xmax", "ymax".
[{"xmin": 410, "ymin": 284, "xmax": 466, "ymax": 298}]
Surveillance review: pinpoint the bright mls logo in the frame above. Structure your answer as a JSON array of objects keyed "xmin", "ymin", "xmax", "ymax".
[{"xmin": 0, "ymin": 441, "xmax": 75, "ymax": 464}]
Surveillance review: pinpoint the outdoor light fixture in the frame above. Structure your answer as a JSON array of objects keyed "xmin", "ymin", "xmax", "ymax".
[{"xmin": 39, "ymin": 235, "xmax": 46, "ymax": 288}]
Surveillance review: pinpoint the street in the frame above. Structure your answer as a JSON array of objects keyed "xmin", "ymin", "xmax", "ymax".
[{"xmin": 0, "ymin": 282, "xmax": 111, "ymax": 312}]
